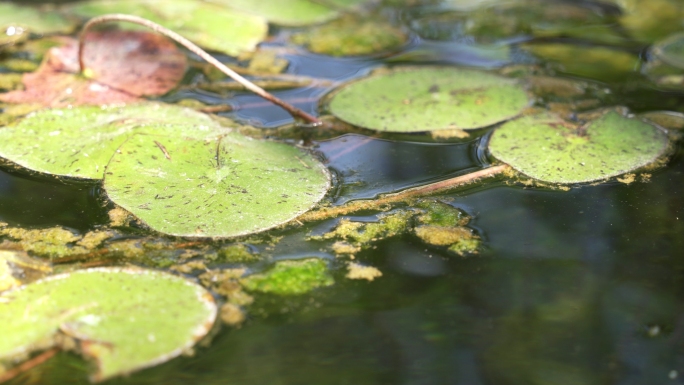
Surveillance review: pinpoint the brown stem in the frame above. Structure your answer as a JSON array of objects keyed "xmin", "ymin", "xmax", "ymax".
[
  {"xmin": 78, "ymin": 14, "xmax": 322, "ymax": 125},
  {"xmin": 298, "ymin": 164, "xmax": 510, "ymax": 222},
  {"xmin": 0, "ymin": 348, "xmax": 59, "ymax": 383}
]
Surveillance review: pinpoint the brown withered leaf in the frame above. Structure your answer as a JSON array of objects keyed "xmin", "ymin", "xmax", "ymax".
[{"xmin": 0, "ymin": 30, "xmax": 187, "ymax": 107}]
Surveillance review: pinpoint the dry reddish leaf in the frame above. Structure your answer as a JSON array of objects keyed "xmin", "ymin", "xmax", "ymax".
[{"xmin": 0, "ymin": 30, "xmax": 187, "ymax": 107}]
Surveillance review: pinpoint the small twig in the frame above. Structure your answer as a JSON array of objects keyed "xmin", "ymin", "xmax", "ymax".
[
  {"xmin": 0, "ymin": 348, "xmax": 59, "ymax": 383},
  {"xmin": 78, "ymin": 14, "xmax": 321, "ymax": 125},
  {"xmin": 298, "ymin": 164, "xmax": 510, "ymax": 222}
]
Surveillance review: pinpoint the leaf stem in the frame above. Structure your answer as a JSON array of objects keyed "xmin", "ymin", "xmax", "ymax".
[
  {"xmin": 0, "ymin": 348, "xmax": 59, "ymax": 383},
  {"xmin": 298, "ymin": 164, "xmax": 510, "ymax": 222},
  {"xmin": 78, "ymin": 14, "xmax": 322, "ymax": 125}
]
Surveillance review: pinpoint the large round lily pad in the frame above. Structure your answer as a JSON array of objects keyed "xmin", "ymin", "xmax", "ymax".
[
  {"xmin": 67, "ymin": 0, "xmax": 268, "ymax": 56},
  {"xmin": 327, "ymin": 67, "xmax": 530, "ymax": 132},
  {"xmin": 488, "ymin": 111, "xmax": 669, "ymax": 184},
  {"xmin": 0, "ymin": 267, "xmax": 217, "ymax": 382},
  {"xmin": 104, "ymin": 133, "xmax": 331, "ymax": 238},
  {"xmin": 0, "ymin": 103, "xmax": 227, "ymax": 180}
]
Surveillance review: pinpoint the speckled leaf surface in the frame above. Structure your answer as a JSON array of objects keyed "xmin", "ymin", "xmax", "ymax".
[
  {"xmin": 0, "ymin": 267, "xmax": 216, "ymax": 382},
  {"xmin": 207, "ymin": 0, "xmax": 338, "ymax": 26},
  {"xmin": 104, "ymin": 133, "xmax": 331, "ymax": 238},
  {"xmin": 0, "ymin": 103, "xmax": 226, "ymax": 180},
  {"xmin": 488, "ymin": 111, "xmax": 669, "ymax": 184},
  {"xmin": 67, "ymin": 0, "xmax": 268, "ymax": 56},
  {"xmin": 327, "ymin": 67, "xmax": 530, "ymax": 132},
  {"xmin": 0, "ymin": 3, "xmax": 74, "ymax": 35}
]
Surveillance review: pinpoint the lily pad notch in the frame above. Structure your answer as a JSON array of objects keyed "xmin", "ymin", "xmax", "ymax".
[{"xmin": 78, "ymin": 13, "xmax": 321, "ymax": 125}]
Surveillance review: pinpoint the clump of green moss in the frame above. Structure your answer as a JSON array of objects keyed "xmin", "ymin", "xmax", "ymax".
[
  {"xmin": 0, "ymin": 226, "xmax": 86, "ymax": 258},
  {"xmin": 292, "ymin": 16, "xmax": 407, "ymax": 56},
  {"xmin": 199, "ymin": 268, "xmax": 253, "ymax": 306},
  {"xmin": 214, "ymin": 244, "xmax": 258, "ymax": 263},
  {"xmin": 415, "ymin": 200, "xmax": 469, "ymax": 227},
  {"xmin": 312, "ymin": 211, "xmax": 414, "ymax": 247},
  {"xmin": 414, "ymin": 226, "xmax": 481, "ymax": 256},
  {"xmin": 241, "ymin": 258, "xmax": 334, "ymax": 296},
  {"xmin": 311, "ymin": 202, "xmax": 482, "ymax": 257}
]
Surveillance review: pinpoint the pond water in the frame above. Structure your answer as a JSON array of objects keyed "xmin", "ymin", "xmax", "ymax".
[{"xmin": 3, "ymin": 0, "xmax": 684, "ymax": 384}]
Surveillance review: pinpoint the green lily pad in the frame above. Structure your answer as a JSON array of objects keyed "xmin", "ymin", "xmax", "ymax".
[
  {"xmin": 0, "ymin": 3, "xmax": 74, "ymax": 36},
  {"xmin": 614, "ymin": 0, "xmax": 684, "ymax": 43},
  {"xmin": 103, "ymin": 133, "xmax": 331, "ymax": 238},
  {"xmin": 0, "ymin": 103, "xmax": 226, "ymax": 180},
  {"xmin": 292, "ymin": 16, "xmax": 407, "ymax": 56},
  {"xmin": 207, "ymin": 0, "xmax": 338, "ymax": 26},
  {"xmin": 524, "ymin": 43, "xmax": 640, "ymax": 81},
  {"xmin": 488, "ymin": 111, "xmax": 669, "ymax": 184},
  {"xmin": 327, "ymin": 67, "xmax": 530, "ymax": 132},
  {"xmin": 241, "ymin": 258, "xmax": 334, "ymax": 295},
  {"xmin": 67, "ymin": 0, "xmax": 268, "ymax": 56},
  {"xmin": 0, "ymin": 267, "xmax": 217, "ymax": 382}
]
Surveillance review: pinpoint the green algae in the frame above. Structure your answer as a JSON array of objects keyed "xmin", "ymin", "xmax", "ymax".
[
  {"xmin": 313, "ymin": 203, "xmax": 481, "ymax": 256},
  {"xmin": 415, "ymin": 200, "xmax": 469, "ymax": 227},
  {"xmin": 414, "ymin": 225, "xmax": 481, "ymax": 256},
  {"xmin": 346, "ymin": 262, "xmax": 382, "ymax": 281},
  {"xmin": 0, "ymin": 226, "xmax": 86, "ymax": 259},
  {"xmin": 292, "ymin": 16, "xmax": 407, "ymax": 56},
  {"xmin": 313, "ymin": 211, "xmax": 414, "ymax": 246},
  {"xmin": 241, "ymin": 258, "xmax": 334, "ymax": 295},
  {"xmin": 199, "ymin": 268, "xmax": 254, "ymax": 306}
]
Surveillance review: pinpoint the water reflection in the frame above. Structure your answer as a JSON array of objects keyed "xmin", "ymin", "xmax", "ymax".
[
  {"xmin": 0, "ymin": 169, "xmax": 106, "ymax": 231},
  {"xmin": 318, "ymin": 134, "xmax": 480, "ymax": 203}
]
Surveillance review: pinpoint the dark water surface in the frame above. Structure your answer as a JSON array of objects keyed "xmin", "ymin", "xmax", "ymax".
[{"xmin": 3, "ymin": 0, "xmax": 684, "ymax": 384}]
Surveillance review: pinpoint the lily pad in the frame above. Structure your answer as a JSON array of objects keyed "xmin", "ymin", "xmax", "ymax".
[
  {"xmin": 292, "ymin": 16, "xmax": 407, "ymax": 56},
  {"xmin": 0, "ymin": 3, "xmax": 74, "ymax": 36},
  {"xmin": 524, "ymin": 43, "xmax": 640, "ymax": 82},
  {"xmin": 103, "ymin": 133, "xmax": 331, "ymax": 238},
  {"xmin": 207, "ymin": 0, "xmax": 338, "ymax": 26},
  {"xmin": 488, "ymin": 111, "xmax": 669, "ymax": 184},
  {"xmin": 327, "ymin": 67, "xmax": 530, "ymax": 132},
  {"xmin": 0, "ymin": 267, "xmax": 217, "ymax": 382},
  {"xmin": 0, "ymin": 103, "xmax": 226, "ymax": 180},
  {"xmin": 67, "ymin": 0, "xmax": 268, "ymax": 56},
  {"xmin": 614, "ymin": 0, "xmax": 684, "ymax": 43}
]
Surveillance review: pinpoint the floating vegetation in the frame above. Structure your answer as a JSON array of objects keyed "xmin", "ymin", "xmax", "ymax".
[
  {"xmin": 313, "ymin": 201, "xmax": 481, "ymax": 256},
  {"xmin": 292, "ymin": 16, "xmax": 407, "ymax": 56},
  {"xmin": 523, "ymin": 44, "xmax": 640, "ymax": 82},
  {"xmin": 346, "ymin": 262, "xmax": 382, "ymax": 281},
  {"xmin": 241, "ymin": 258, "xmax": 334, "ymax": 295}
]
